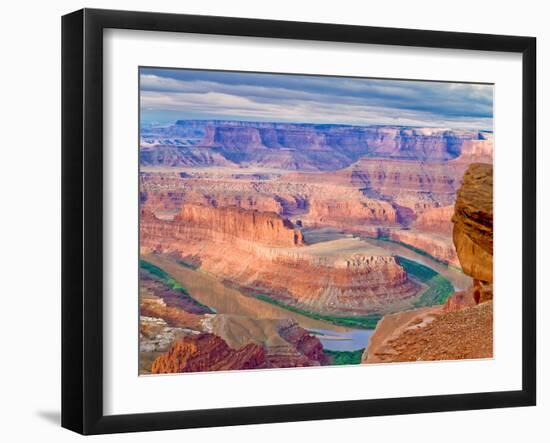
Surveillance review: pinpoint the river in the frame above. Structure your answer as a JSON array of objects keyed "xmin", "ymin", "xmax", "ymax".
[
  {"xmin": 145, "ymin": 231, "xmax": 469, "ymax": 353},
  {"xmin": 362, "ymin": 237, "xmax": 471, "ymax": 291},
  {"xmin": 145, "ymin": 254, "xmax": 350, "ymax": 333}
]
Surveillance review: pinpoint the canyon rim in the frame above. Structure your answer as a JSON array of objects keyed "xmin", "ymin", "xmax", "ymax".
[{"xmin": 138, "ymin": 67, "xmax": 494, "ymax": 374}]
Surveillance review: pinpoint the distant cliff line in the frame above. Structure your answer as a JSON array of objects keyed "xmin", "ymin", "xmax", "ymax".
[
  {"xmin": 140, "ymin": 120, "xmax": 493, "ymax": 171},
  {"xmin": 143, "ymin": 118, "xmax": 493, "ymax": 134}
]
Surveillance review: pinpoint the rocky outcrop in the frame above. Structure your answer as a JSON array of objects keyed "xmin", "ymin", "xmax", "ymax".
[
  {"xmin": 203, "ymin": 315, "xmax": 328, "ymax": 367},
  {"xmin": 362, "ymin": 163, "xmax": 493, "ymax": 364},
  {"xmin": 141, "ymin": 120, "xmax": 493, "ymax": 171},
  {"xmin": 452, "ymin": 163, "xmax": 493, "ymax": 283},
  {"xmin": 151, "ymin": 333, "xmax": 267, "ymax": 374},
  {"xmin": 277, "ymin": 319, "xmax": 329, "ymax": 365}
]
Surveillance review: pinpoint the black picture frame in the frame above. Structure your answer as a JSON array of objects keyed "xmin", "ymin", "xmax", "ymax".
[{"xmin": 61, "ymin": 8, "xmax": 537, "ymax": 435}]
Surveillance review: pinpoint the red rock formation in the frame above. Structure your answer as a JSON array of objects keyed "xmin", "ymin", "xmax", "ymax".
[
  {"xmin": 362, "ymin": 163, "xmax": 494, "ymax": 364},
  {"xmin": 151, "ymin": 333, "xmax": 266, "ymax": 374},
  {"xmin": 206, "ymin": 314, "xmax": 327, "ymax": 367},
  {"xmin": 277, "ymin": 319, "xmax": 329, "ymax": 365}
]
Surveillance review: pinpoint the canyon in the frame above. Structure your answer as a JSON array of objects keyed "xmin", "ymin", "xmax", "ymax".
[
  {"xmin": 362, "ymin": 163, "xmax": 493, "ymax": 363},
  {"xmin": 141, "ymin": 205, "xmax": 419, "ymax": 316},
  {"xmin": 139, "ymin": 120, "xmax": 493, "ymax": 374}
]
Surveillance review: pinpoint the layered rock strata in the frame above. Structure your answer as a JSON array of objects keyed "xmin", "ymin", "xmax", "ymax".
[
  {"xmin": 141, "ymin": 121, "xmax": 493, "ymax": 170},
  {"xmin": 349, "ymin": 158, "xmax": 466, "ymax": 213},
  {"xmin": 174, "ymin": 204, "xmax": 304, "ymax": 247}
]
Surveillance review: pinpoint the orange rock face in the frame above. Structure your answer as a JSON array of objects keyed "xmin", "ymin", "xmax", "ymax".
[
  {"xmin": 174, "ymin": 204, "xmax": 304, "ymax": 247},
  {"xmin": 141, "ymin": 203, "xmax": 302, "ymax": 249},
  {"xmin": 151, "ymin": 333, "xmax": 267, "ymax": 374}
]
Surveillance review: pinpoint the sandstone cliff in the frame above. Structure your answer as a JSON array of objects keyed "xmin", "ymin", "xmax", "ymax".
[
  {"xmin": 174, "ymin": 204, "xmax": 304, "ymax": 247},
  {"xmin": 142, "ymin": 203, "xmax": 303, "ymax": 248},
  {"xmin": 306, "ymin": 197, "xmax": 397, "ymax": 231},
  {"xmin": 362, "ymin": 163, "xmax": 493, "ymax": 363}
]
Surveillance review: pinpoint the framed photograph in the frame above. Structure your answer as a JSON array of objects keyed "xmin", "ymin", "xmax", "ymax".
[{"xmin": 62, "ymin": 8, "xmax": 536, "ymax": 435}]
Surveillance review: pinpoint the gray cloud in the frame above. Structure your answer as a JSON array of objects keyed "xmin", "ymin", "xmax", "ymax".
[{"xmin": 140, "ymin": 69, "xmax": 493, "ymax": 130}]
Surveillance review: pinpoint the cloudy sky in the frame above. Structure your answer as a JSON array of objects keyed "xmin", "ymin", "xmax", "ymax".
[{"xmin": 140, "ymin": 67, "xmax": 493, "ymax": 131}]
